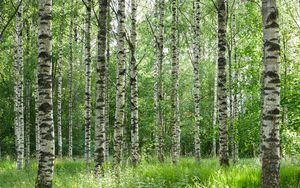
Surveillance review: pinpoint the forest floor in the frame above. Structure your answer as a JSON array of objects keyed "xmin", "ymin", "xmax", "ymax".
[{"xmin": 0, "ymin": 157, "xmax": 299, "ymax": 188}]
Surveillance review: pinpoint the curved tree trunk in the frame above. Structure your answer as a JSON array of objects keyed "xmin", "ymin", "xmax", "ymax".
[
  {"xmin": 35, "ymin": 0, "xmax": 55, "ymax": 186},
  {"xmin": 94, "ymin": 0, "xmax": 108, "ymax": 176},
  {"xmin": 57, "ymin": 0, "xmax": 65, "ymax": 158},
  {"xmin": 217, "ymin": 0, "xmax": 229, "ymax": 166},
  {"xmin": 261, "ymin": 0, "xmax": 281, "ymax": 187},
  {"xmin": 84, "ymin": 0, "xmax": 92, "ymax": 165},
  {"xmin": 192, "ymin": 0, "xmax": 201, "ymax": 163},
  {"xmin": 113, "ymin": 0, "xmax": 126, "ymax": 175},
  {"xmin": 130, "ymin": 0, "xmax": 139, "ymax": 167},
  {"xmin": 171, "ymin": 0, "xmax": 180, "ymax": 165}
]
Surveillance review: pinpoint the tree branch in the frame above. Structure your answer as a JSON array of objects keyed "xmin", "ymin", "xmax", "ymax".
[
  {"xmin": 145, "ymin": 15, "xmax": 159, "ymax": 47},
  {"xmin": 0, "ymin": 0, "xmax": 23, "ymax": 41}
]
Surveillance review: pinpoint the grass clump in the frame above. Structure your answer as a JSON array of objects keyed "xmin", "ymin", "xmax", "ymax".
[{"xmin": 0, "ymin": 157, "xmax": 299, "ymax": 188}]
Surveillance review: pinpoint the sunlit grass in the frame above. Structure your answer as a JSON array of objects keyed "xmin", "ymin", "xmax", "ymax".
[{"xmin": 0, "ymin": 157, "xmax": 299, "ymax": 187}]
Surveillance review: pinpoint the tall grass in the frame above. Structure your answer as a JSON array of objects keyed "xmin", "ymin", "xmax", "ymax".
[{"xmin": 0, "ymin": 158, "xmax": 299, "ymax": 187}]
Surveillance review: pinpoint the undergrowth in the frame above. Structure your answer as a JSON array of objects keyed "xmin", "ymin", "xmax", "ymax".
[{"xmin": 0, "ymin": 157, "xmax": 299, "ymax": 188}]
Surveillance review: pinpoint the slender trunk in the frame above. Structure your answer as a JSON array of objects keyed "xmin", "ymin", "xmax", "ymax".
[
  {"xmin": 13, "ymin": 42, "xmax": 20, "ymax": 168},
  {"xmin": 13, "ymin": 43, "xmax": 19, "ymax": 157},
  {"xmin": 232, "ymin": 13, "xmax": 238, "ymax": 163},
  {"xmin": 35, "ymin": 71, "xmax": 40, "ymax": 160},
  {"xmin": 94, "ymin": 0, "xmax": 108, "ymax": 176},
  {"xmin": 217, "ymin": 0, "xmax": 229, "ymax": 166},
  {"xmin": 227, "ymin": 10, "xmax": 234, "ymax": 161},
  {"xmin": 113, "ymin": 0, "xmax": 126, "ymax": 174},
  {"xmin": 228, "ymin": 41, "xmax": 234, "ymax": 160},
  {"xmin": 154, "ymin": 0, "xmax": 159, "ymax": 159},
  {"xmin": 35, "ymin": 0, "xmax": 54, "ymax": 185},
  {"xmin": 261, "ymin": 0, "xmax": 281, "ymax": 187},
  {"xmin": 130, "ymin": 0, "xmax": 139, "ymax": 167},
  {"xmin": 68, "ymin": 0, "xmax": 74, "ymax": 158},
  {"xmin": 25, "ymin": 80, "xmax": 31, "ymax": 167},
  {"xmin": 154, "ymin": 0, "xmax": 165, "ymax": 163},
  {"xmin": 259, "ymin": 63, "xmax": 264, "ymax": 159},
  {"xmin": 57, "ymin": 0, "xmax": 65, "ymax": 158},
  {"xmin": 84, "ymin": 0, "xmax": 92, "ymax": 165},
  {"xmin": 212, "ymin": 60, "xmax": 218, "ymax": 158},
  {"xmin": 171, "ymin": 0, "xmax": 180, "ymax": 165},
  {"xmin": 192, "ymin": 0, "xmax": 201, "ymax": 162},
  {"xmin": 15, "ymin": 0, "xmax": 24, "ymax": 170},
  {"xmin": 104, "ymin": 1, "xmax": 111, "ymax": 161}
]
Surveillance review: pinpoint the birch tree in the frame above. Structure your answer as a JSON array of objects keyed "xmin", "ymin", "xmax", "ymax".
[
  {"xmin": 130, "ymin": 0, "xmax": 139, "ymax": 167},
  {"xmin": 105, "ymin": 3, "xmax": 111, "ymax": 161},
  {"xmin": 84, "ymin": 0, "xmax": 92, "ymax": 164},
  {"xmin": 192, "ymin": 0, "xmax": 201, "ymax": 162},
  {"xmin": 232, "ymin": 13, "xmax": 238, "ymax": 162},
  {"xmin": 57, "ymin": 0, "xmax": 65, "ymax": 158},
  {"xmin": 68, "ymin": 0, "xmax": 74, "ymax": 158},
  {"xmin": 35, "ymin": 0, "xmax": 55, "ymax": 186},
  {"xmin": 95, "ymin": 0, "xmax": 108, "ymax": 175},
  {"xmin": 217, "ymin": 0, "xmax": 229, "ymax": 166},
  {"xmin": 25, "ymin": 80, "xmax": 30, "ymax": 167},
  {"xmin": 113, "ymin": 0, "xmax": 126, "ymax": 173},
  {"xmin": 212, "ymin": 60, "xmax": 218, "ymax": 158},
  {"xmin": 154, "ymin": 0, "xmax": 165, "ymax": 163},
  {"xmin": 15, "ymin": 0, "xmax": 24, "ymax": 170},
  {"xmin": 261, "ymin": 0, "xmax": 281, "ymax": 187},
  {"xmin": 171, "ymin": 0, "xmax": 180, "ymax": 165},
  {"xmin": 35, "ymin": 71, "xmax": 40, "ymax": 160}
]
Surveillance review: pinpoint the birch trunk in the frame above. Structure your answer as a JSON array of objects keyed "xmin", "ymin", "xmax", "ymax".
[
  {"xmin": 228, "ymin": 39, "xmax": 234, "ymax": 161},
  {"xmin": 94, "ymin": 0, "xmax": 108, "ymax": 175},
  {"xmin": 68, "ymin": 0, "xmax": 74, "ymax": 158},
  {"xmin": 104, "ymin": 1, "xmax": 111, "ymax": 161},
  {"xmin": 154, "ymin": 0, "xmax": 165, "ymax": 163},
  {"xmin": 261, "ymin": 0, "xmax": 281, "ymax": 187},
  {"xmin": 35, "ymin": 0, "xmax": 55, "ymax": 185},
  {"xmin": 232, "ymin": 13, "xmax": 238, "ymax": 163},
  {"xmin": 25, "ymin": 80, "xmax": 31, "ymax": 167},
  {"xmin": 217, "ymin": 0, "xmax": 229, "ymax": 166},
  {"xmin": 84, "ymin": 0, "xmax": 92, "ymax": 165},
  {"xmin": 171, "ymin": 0, "xmax": 180, "ymax": 165},
  {"xmin": 212, "ymin": 57, "xmax": 218, "ymax": 157},
  {"xmin": 130, "ymin": 0, "xmax": 139, "ymax": 167},
  {"xmin": 35, "ymin": 72, "xmax": 40, "ymax": 160},
  {"xmin": 14, "ymin": 46, "xmax": 19, "ymax": 161},
  {"xmin": 15, "ymin": 0, "xmax": 24, "ymax": 170},
  {"xmin": 57, "ymin": 0, "xmax": 65, "ymax": 158},
  {"xmin": 113, "ymin": 0, "xmax": 126, "ymax": 174},
  {"xmin": 192, "ymin": 0, "xmax": 201, "ymax": 162}
]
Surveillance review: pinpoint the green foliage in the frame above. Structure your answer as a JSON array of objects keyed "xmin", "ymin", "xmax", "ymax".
[
  {"xmin": 0, "ymin": 0, "xmax": 299, "ymax": 159},
  {"xmin": 0, "ymin": 158, "xmax": 299, "ymax": 187}
]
